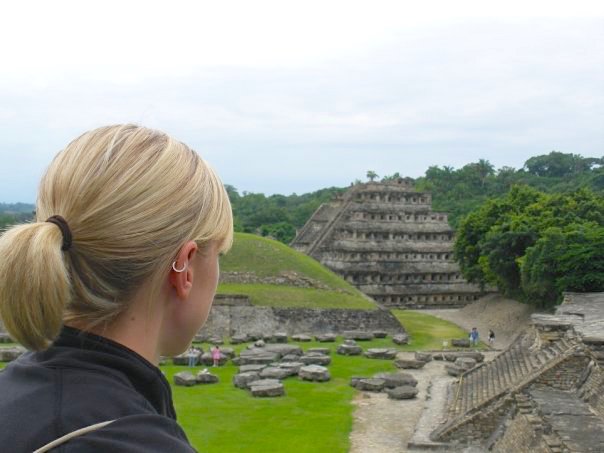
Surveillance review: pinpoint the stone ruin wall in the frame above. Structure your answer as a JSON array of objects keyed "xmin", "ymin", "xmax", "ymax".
[
  {"xmin": 199, "ymin": 297, "xmax": 404, "ymax": 338},
  {"xmin": 491, "ymin": 401, "xmax": 551, "ymax": 453},
  {"xmin": 291, "ymin": 179, "xmax": 484, "ymax": 309}
]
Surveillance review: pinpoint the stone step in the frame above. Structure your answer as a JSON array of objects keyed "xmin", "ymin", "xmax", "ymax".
[
  {"xmin": 528, "ymin": 353, "xmax": 542, "ymax": 369},
  {"xmin": 494, "ymin": 356, "xmax": 504, "ymax": 392},
  {"xmin": 519, "ymin": 350, "xmax": 532, "ymax": 375},
  {"xmin": 501, "ymin": 353, "xmax": 513, "ymax": 388},
  {"xmin": 550, "ymin": 341, "xmax": 565, "ymax": 354},
  {"xmin": 504, "ymin": 353, "xmax": 515, "ymax": 385},
  {"xmin": 558, "ymin": 337, "xmax": 571, "ymax": 350},
  {"xmin": 487, "ymin": 362, "xmax": 495, "ymax": 400}
]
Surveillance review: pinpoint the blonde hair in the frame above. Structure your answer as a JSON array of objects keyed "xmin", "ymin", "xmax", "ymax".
[{"xmin": 0, "ymin": 124, "xmax": 233, "ymax": 350}]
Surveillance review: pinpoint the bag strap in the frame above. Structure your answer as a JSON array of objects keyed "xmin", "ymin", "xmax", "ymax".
[{"xmin": 33, "ymin": 420, "xmax": 115, "ymax": 453}]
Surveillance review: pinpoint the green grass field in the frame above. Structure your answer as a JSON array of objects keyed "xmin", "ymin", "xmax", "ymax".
[{"xmin": 169, "ymin": 311, "xmax": 473, "ymax": 452}]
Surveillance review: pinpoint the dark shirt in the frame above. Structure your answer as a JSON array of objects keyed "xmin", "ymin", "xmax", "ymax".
[{"xmin": 0, "ymin": 326, "xmax": 195, "ymax": 452}]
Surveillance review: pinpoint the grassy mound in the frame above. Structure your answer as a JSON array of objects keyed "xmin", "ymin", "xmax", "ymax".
[{"xmin": 218, "ymin": 233, "xmax": 375, "ymax": 309}]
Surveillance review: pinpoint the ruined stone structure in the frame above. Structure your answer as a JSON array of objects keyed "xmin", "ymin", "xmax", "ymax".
[
  {"xmin": 198, "ymin": 303, "xmax": 405, "ymax": 339},
  {"xmin": 291, "ymin": 179, "xmax": 483, "ymax": 308},
  {"xmin": 424, "ymin": 292, "xmax": 604, "ymax": 452}
]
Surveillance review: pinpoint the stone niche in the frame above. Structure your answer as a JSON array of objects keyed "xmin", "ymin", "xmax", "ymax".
[{"xmin": 291, "ymin": 180, "xmax": 484, "ymax": 309}]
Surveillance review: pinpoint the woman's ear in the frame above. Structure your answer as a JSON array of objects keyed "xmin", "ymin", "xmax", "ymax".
[{"xmin": 169, "ymin": 241, "xmax": 198, "ymax": 300}]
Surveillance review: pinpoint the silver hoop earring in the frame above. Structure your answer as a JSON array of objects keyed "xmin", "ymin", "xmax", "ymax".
[{"xmin": 172, "ymin": 261, "xmax": 187, "ymax": 273}]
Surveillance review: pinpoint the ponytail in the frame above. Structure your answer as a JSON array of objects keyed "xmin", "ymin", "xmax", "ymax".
[{"xmin": 0, "ymin": 222, "xmax": 71, "ymax": 350}]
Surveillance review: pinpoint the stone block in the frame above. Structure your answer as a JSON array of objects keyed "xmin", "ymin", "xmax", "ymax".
[
  {"xmin": 364, "ymin": 348, "xmax": 397, "ymax": 360},
  {"xmin": 230, "ymin": 334, "xmax": 249, "ymax": 344},
  {"xmin": 292, "ymin": 334, "xmax": 312, "ymax": 342},
  {"xmin": 300, "ymin": 353, "xmax": 331, "ymax": 366},
  {"xmin": 394, "ymin": 359, "xmax": 426, "ymax": 369},
  {"xmin": 196, "ymin": 372, "xmax": 219, "ymax": 384},
  {"xmin": 237, "ymin": 349, "xmax": 280, "ymax": 365},
  {"xmin": 260, "ymin": 366, "xmax": 293, "ymax": 380},
  {"xmin": 454, "ymin": 357, "xmax": 477, "ymax": 370},
  {"xmin": 233, "ymin": 371, "xmax": 261, "ymax": 389},
  {"xmin": 451, "ymin": 339, "xmax": 471, "ymax": 348},
  {"xmin": 307, "ymin": 348, "xmax": 331, "ymax": 355},
  {"xmin": 239, "ymin": 364, "xmax": 266, "ymax": 373},
  {"xmin": 350, "ymin": 376, "xmax": 364, "ymax": 388},
  {"xmin": 315, "ymin": 333, "xmax": 336, "ymax": 342},
  {"xmin": 355, "ymin": 378, "xmax": 386, "ymax": 392},
  {"xmin": 441, "ymin": 351, "xmax": 484, "ymax": 362},
  {"xmin": 373, "ymin": 372, "xmax": 418, "ymax": 388},
  {"xmin": 373, "ymin": 330, "xmax": 388, "ymax": 338},
  {"xmin": 337, "ymin": 343, "xmax": 363, "ymax": 356},
  {"xmin": 220, "ymin": 347, "xmax": 236, "ymax": 359},
  {"xmin": 273, "ymin": 332, "xmax": 288, "ymax": 343},
  {"xmin": 277, "ymin": 362, "xmax": 304, "ymax": 375},
  {"xmin": 299, "ymin": 365, "xmax": 331, "ymax": 382},
  {"xmin": 415, "ymin": 352, "xmax": 433, "ymax": 363},
  {"xmin": 445, "ymin": 364, "xmax": 464, "ymax": 377},
  {"xmin": 386, "ymin": 385, "xmax": 418, "ymax": 400},
  {"xmin": 249, "ymin": 379, "xmax": 285, "ymax": 397},
  {"xmin": 343, "ymin": 330, "xmax": 374, "ymax": 341},
  {"xmin": 392, "ymin": 334, "xmax": 409, "ymax": 345},
  {"xmin": 264, "ymin": 344, "xmax": 303, "ymax": 357},
  {"xmin": 174, "ymin": 371, "xmax": 197, "ymax": 387}
]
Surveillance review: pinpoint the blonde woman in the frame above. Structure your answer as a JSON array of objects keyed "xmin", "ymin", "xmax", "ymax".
[{"xmin": 0, "ymin": 125, "xmax": 233, "ymax": 452}]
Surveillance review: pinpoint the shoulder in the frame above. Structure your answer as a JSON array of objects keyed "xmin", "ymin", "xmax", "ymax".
[{"xmin": 65, "ymin": 414, "xmax": 196, "ymax": 452}]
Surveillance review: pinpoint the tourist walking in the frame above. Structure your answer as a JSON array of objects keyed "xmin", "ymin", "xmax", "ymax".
[
  {"xmin": 0, "ymin": 124, "xmax": 233, "ymax": 451},
  {"xmin": 187, "ymin": 346, "xmax": 198, "ymax": 367},
  {"xmin": 211, "ymin": 345, "xmax": 221, "ymax": 367},
  {"xmin": 488, "ymin": 329, "xmax": 495, "ymax": 346},
  {"xmin": 469, "ymin": 327, "xmax": 480, "ymax": 347}
]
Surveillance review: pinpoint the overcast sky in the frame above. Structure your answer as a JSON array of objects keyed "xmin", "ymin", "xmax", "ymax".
[{"xmin": 1, "ymin": 1, "xmax": 603, "ymax": 202}]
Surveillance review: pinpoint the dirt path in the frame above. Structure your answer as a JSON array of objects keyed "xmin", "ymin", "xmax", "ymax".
[
  {"xmin": 349, "ymin": 296, "xmax": 534, "ymax": 452},
  {"xmin": 349, "ymin": 357, "xmax": 451, "ymax": 453}
]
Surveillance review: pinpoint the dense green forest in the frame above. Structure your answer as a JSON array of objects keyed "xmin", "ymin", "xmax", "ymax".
[
  {"xmin": 0, "ymin": 203, "xmax": 35, "ymax": 231},
  {"xmin": 454, "ymin": 186, "xmax": 604, "ymax": 308}
]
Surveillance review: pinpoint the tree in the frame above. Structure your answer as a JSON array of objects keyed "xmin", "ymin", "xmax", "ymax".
[
  {"xmin": 366, "ymin": 170, "xmax": 378, "ymax": 182},
  {"xmin": 521, "ymin": 223, "xmax": 604, "ymax": 307},
  {"xmin": 455, "ymin": 184, "xmax": 604, "ymax": 306},
  {"xmin": 381, "ymin": 172, "xmax": 401, "ymax": 182}
]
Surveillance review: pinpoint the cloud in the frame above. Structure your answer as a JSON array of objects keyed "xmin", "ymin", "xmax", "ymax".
[{"xmin": 0, "ymin": 13, "xmax": 602, "ymax": 201}]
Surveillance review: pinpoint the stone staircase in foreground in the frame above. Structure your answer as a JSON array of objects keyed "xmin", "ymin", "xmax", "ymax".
[{"xmin": 446, "ymin": 333, "xmax": 577, "ymax": 419}]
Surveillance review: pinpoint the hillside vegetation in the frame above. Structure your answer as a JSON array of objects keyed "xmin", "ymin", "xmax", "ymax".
[
  {"xmin": 455, "ymin": 186, "xmax": 604, "ymax": 307},
  {"xmin": 218, "ymin": 233, "xmax": 376, "ymax": 309}
]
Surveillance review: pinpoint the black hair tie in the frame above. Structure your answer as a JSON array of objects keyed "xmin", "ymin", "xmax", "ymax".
[{"xmin": 46, "ymin": 215, "xmax": 73, "ymax": 251}]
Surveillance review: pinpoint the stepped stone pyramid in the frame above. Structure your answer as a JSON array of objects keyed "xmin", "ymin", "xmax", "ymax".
[{"xmin": 291, "ymin": 179, "xmax": 483, "ymax": 308}]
